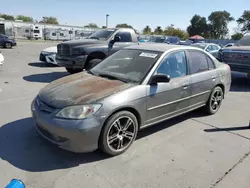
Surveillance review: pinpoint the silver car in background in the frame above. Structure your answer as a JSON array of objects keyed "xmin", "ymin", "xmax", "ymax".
[
  {"xmin": 31, "ymin": 43, "xmax": 231, "ymax": 156},
  {"xmin": 39, "ymin": 46, "xmax": 57, "ymax": 65},
  {"xmin": 191, "ymin": 43, "xmax": 221, "ymax": 59}
]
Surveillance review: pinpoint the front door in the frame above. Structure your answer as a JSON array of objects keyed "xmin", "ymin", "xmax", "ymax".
[
  {"xmin": 108, "ymin": 31, "xmax": 135, "ymax": 56},
  {"xmin": 145, "ymin": 51, "xmax": 192, "ymax": 126},
  {"xmin": 186, "ymin": 50, "xmax": 217, "ymax": 107}
]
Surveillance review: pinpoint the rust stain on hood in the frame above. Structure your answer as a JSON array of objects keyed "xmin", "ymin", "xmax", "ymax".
[{"xmin": 38, "ymin": 72, "xmax": 133, "ymax": 108}]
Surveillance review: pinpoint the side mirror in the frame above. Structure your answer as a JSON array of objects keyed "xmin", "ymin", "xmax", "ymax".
[{"xmin": 149, "ymin": 74, "xmax": 170, "ymax": 85}]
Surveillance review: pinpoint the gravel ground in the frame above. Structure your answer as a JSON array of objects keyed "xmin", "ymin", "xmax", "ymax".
[{"xmin": 0, "ymin": 42, "xmax": 249, "ymax": 188}]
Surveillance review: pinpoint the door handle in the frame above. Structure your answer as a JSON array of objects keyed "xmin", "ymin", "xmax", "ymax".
[
  {"xmin": 212, "ymin": 76, "xmax": 216, "ymax": 81},
  {"xmin": 182, "ymin": 83, "xmax": 189, "ymax": 90}
]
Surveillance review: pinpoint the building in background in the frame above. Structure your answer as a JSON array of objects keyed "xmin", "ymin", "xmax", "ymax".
[{"xmin": 0, "ymin": 19, "xmax": 99, "ymax": 40}]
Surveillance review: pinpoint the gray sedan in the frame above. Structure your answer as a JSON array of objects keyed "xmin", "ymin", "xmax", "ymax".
[{"xmin": 31, "ymin": 43, "xmax": 231, "ymax": 156}]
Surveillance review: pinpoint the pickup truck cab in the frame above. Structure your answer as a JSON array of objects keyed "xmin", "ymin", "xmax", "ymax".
[
  {"xmin": 56, "ymin": 28, "xmax": 139, "ymax": 73},
  {"xmin": 218, "ymin": 33, "xmax": 250, "ymax": 78}
]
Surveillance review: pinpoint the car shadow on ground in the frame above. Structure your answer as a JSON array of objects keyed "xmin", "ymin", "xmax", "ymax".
[
  {"xmin": 230, "ymin": 72, "xmax": 250, "ymax": 92},
  {"xmin": 23, "ymin": 72, "xmax": 69, "ymax": 83},
  {"xmin": 28, "ymin": 62, "xmax": 58, "ymax": 68},
  {"xmin": 0, "ymin": 110, "xmax": 205, "ymax": 172}
]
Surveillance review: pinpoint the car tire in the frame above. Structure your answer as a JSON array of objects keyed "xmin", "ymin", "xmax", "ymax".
[
  {"xmin": 85, "ymin": 59, "xmax": 102, "ymax": 70},
  {"xmin": 99, "ymin": 111, "xmax": 139, "ymax": 156},
  {"xmin": 204, "ymin": 86, "xmax": 224, "ymax": 115},
  {"xmin": 66, "ymin": 68, "xmax": 83, "ymax": 74},
  {"xmin": 5, "ymin": 42, "xmax": 12, "ymax": 49}
]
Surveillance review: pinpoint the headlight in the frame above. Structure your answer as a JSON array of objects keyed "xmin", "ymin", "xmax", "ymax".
[{"xmin": 55, "ymin": 104, "xmax": 101, "ymax": 119}]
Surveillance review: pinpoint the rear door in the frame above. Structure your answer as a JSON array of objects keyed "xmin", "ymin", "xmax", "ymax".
[{"xmin": 186, "ymin": 50, "xmax": 218, "ymax": 107}]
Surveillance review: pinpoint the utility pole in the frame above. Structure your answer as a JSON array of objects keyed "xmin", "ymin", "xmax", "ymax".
[{"xmin": 106, "ymin": 14, "xmax": 109, "ymax": 28}]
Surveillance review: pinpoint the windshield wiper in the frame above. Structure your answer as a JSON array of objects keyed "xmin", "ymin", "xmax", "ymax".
[
  {"xmin": 89, "ymin": 36, "xmax": 99, "ymax": 40},
  {"xmin": 98, "ymin": 73, "xmax": 128, "ymax": 83}
]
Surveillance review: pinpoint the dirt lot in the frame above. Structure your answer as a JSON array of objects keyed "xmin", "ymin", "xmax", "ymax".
[{"xmin": 0, "ymin": 42, "xmax": 250, "ymax": 188}]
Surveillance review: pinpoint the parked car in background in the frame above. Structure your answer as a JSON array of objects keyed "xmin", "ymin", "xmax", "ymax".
[
  {"xmin": 39, "ymin": 46, "xmax": 57, "ymax": 65},
  {"xmin": 218, "ymin": 33, "xmax": 250, "ymax": 78},
  {"xmin": 179, "ymin": 39, "xmax": 193, "ymax": 45},
  {"xmin": 147, "ymin": 35, "xmax": 180, "ymax": 44},
  {"xmin": 0, "ymin": 50, "xmax": 4, "ymax": 66},
  {"xmin": 32, "ymin": 43, "xmax": 231, "ymax": 156},
  {"xmin": 56, "ymin": 28, "xmax": 139, "ymax": 74},
  {"xmin": 191, "ymin": 43, "xmax": 221, "ymax": 58},
  {"xmin": 0, "ymin": 34, "xmax": 17, "ymax": 48}
]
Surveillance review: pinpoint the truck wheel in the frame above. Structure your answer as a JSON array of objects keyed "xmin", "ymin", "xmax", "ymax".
[
  {"xmin": 66, "ymin": 68, "xmax": 83, "ymax": 74},
  {"xmin": 85, "ymin": 59, "xmax": 102, "ymax": 70},
  {"xmin": 5, "ymin": 42, "xmax": 12, "ymax": 49}
]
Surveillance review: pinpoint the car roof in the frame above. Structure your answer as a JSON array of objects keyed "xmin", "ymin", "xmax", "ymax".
[{"xmin": 125, "ymin": 43, "xmax": 204, "ymax": 52}]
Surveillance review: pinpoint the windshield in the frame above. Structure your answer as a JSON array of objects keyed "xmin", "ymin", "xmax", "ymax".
[
  {"xmin": 191, "ymin": 43, "xmax": 207, "ymax": 49},
  {"xmin": 235, "ymin": 34, "xmax": 250, "ymax": 46},
  {"xmin": 87, "ymin": 29, "xmax": 116, "ymax": 40},
  {"xmin": 91, "ymin": 49, "xmax": 162, "ymax": 83}
]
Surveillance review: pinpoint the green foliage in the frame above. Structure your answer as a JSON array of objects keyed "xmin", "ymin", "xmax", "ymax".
[
  {"xmin": 16, "ymin": 15, "xmax": 33, "ymax": 22},
  {"xmin": 237, "ymin": 10, "xmax": 250, "ymax": 32},
  {"xmin": 0, "ymin": 14, "xmax": 14, "ymax": 20},
  {"xmin": 154, "ymin": 26, "xmax": 163, "ymax": 35},
  {"xmin": 39, "ymin": 17, "xmax": 59, "ymax": 25},
  {"xmin": 84, "ymin": 23, "xmax": 99, "ymax": 28},
  {"xmin": 165, "ymin": 26, "xmax": 189, "ymax": 39},
  {"xmin": 143, "ymin": 25, "xmax": 151, "ymax": 35},
  {"xmin": 231, "ymin": 33, "xmax": 243, "ymax": 40},
  {"xmin": 116, "ymin": 23, "xmax": 134, "ymax": 29}
]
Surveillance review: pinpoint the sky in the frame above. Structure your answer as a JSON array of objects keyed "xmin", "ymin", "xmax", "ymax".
[{"xmin": 0, "ymin": 0, "xmax": 248, "ymax": 35}]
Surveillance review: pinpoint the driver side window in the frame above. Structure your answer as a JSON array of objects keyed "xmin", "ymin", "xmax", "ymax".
[
  {"xmin": 156, "ymin": 51, "xmax": 187, "ymax": 79},
  {"xmin": 115, "ymin": 32, "xmax": 132, "ymax": 42}
]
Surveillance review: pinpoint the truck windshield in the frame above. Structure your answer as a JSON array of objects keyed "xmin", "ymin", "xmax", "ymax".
[
  {"xmin": 88, "ymin": 29, "xmax": 116, "ymax": 40},
  {"xmin": 235, "ymin": 34, "xmax": 250, "ymax": 46},
  {"xmin": 91, "ymin": 49, "xmax": 162, "ymax": 83}
]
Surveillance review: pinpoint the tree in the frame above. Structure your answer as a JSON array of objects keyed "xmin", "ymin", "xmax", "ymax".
[
  {"xmin": 115, "ymin": 23, "xmax": 134, "ymax": 29},
  {"xmin": 237, "ymin": 10, "xmax": 250, "ymax": 33},
  {"xmin": 143, "ymin": 25, "xmax": 152, "ymax": 35},
  {"xmin": 164, "ymin": 25, "xmax": 189, "ymax": 39},
  {"xmin": 0, "ymin": 14, "xmax": 14, "ymax": 20},
  {"xmin": 84, "ymin": 23, "xmax": 99, "ymax": 28},
  {"xmin": 231, "ymin": 33, "xmax": 243, "ymax": 40},
  {"xmin": 16, "ymin": 15, "xmax": 33, "ymax": 22},
  {"xmin": 208, "ymin": 11, "xmax": 234, "ymax": 39},
  {"xmin": 187, "ymin": 14, "xmax": 209, "ymax": 38},
  {"xmin": 39, "ymin": 17, "xmax": 59, "ymax": 25},
  {"xmin": 154, "ymin": 26, "xmax": 163, "ymax": 35}
]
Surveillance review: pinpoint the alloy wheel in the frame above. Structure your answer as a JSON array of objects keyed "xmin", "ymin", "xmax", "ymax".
[
  {"xmin": 210, "ymin": 89, "xmax": 223, "ymax": 111},
  {"xmin": 107, "ymin": 116, "xmax": 136, "ymax": 152}
]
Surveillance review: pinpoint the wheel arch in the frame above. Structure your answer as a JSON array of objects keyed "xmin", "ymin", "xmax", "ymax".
[
  {"xmin": 215, "ymin": 83, "xmax": 225, "ymax": 98},
  {"xmin": 86, "ymin": 51, "xmax": 106, "ymax": 62}
]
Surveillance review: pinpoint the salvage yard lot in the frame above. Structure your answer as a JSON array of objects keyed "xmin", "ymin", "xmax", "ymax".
[{"xmin": 0, "ymin": 42, "xmax": 250, "ymax": 188}]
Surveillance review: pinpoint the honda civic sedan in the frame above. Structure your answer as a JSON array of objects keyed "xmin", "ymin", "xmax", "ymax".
[{"xmin": 31, "ymin": 43, "xmax": 231, "ymax": 156}]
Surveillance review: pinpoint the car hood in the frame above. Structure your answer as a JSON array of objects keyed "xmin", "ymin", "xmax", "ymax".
[
  {"xmin": 62, "ymin": 39, "xmax": 106, "ymax": 47},
  {"xmin": 222, "ymin": 45, "xmax": 250, "ymax": 51},
  {"xmin": 42, "ymin": 46, "xmax": 57, "ymax": 53},
  {"xmin": 38, "ymin": 72, "xmax": 133, "ymax": 108}
]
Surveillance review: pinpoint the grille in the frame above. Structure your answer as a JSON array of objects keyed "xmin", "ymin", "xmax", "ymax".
[
  {"xmin": 57, "ymin": 44, "xmax": 71, "ymax": 55},
  {"xmin": 36, "ymin": 97, "xmax": 55, "ymax": 114}
]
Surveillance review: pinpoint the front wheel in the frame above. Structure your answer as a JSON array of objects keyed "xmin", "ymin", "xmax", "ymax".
[
  {"xmin": 85, "ymin": 59, "xmax": 102, "ymax": 70},
  {"xmin": 99, "ymin": 111, "xmax": 139, "ymax": 156},
  {"xmin": 204, "ymin": 86, "xmax": 224, "ymax": 115},
  {"xmin": 5, "ymin": 42, "xmax": 12, "ymax": 49},
  {"xmin": 66, "ymin": 68, "xmax": 83, "ymax": 74}
]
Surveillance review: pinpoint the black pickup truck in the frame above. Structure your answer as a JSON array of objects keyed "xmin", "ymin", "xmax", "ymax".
[
  {"xmin": 218, "ymin": 34, "xmax": 250, "ymax": 78},
  {"xmin": 56, "ymin": 28, "xmax": 139, "ymax": 74}
]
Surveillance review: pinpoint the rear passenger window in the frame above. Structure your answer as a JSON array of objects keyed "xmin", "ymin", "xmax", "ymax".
[
  {"xmin": 188, "ymin": 51, "xmax": 209, "ymax": 74},
  {"xmin": 207, "ymin": 57, "xmax": 215, "ymax": 69}
]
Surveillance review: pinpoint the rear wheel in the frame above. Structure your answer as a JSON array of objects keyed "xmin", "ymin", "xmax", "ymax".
[
  {"xmin": 5, "ymin": 42, "xmax": 12, "ymax": 49},
  {"xmin": 99, "ymin": 111, "xmax": 138, "ymax": 156},
  {"xmin": 66, "ymin": 68, "xmax": 83, "ymax": 74},
  {"xmin": 204, "ymin": 86, "xmax": 223, "ymax": 115},
  {"xmin": 85, "ymin": 59, "xmax": 102, "ymax": 70}
]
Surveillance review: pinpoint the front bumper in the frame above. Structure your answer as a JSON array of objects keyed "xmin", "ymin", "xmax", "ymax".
[
  {"xmin": 31, "ymin": 99, "xmax": 103, "ymax": 153},
  {"xmin": 56, "ymin": 55, "xmax": 88, "ymax": 69},
  {"xmin": 45, "ymin": 54, "xmax": 57, "ymax": 65}
]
